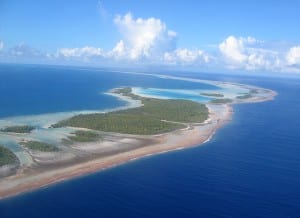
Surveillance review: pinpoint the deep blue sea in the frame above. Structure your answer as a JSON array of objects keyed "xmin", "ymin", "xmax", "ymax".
[
  {"xmin": 1, "ymin": 64, "xmax": 300, "ymax": 217},
  {"xmin": 0, "ymin": 65, "xmax": 215, "ymax": 118}
]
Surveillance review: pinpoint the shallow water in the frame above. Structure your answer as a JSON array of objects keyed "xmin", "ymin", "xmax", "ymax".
[
  {"xmin": 0, "ymin": 65, "xmax": 300, "ymax": 217},
  {"xmin": 0, "ymin": 64, "xmax": 239, "ymax": 156}
]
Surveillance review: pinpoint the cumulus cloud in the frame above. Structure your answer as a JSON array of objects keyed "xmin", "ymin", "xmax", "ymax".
[
  {"xmin": 113, "ymin": 13, "xmax": 177, "ymax": 60},
  {"xmin": 219, "ymin": 36, "xmax": 247, "ymax": 63},
  {"xmin": 57, "ymin": 46, "xmax": 103, "ymax": 58},
  {"xmin": 286, "ymin": 46, "xmax": 300, "ymax": 66},
  {"xmin": 4, "ymin": 11, "xmax": 300, "ymax": 73},
  {"xmin": 219, "ymin": 35, "xmax": 282, "ymax": 71},
  {"xmin": 51, "ymin": 31, "xmax": 299, "ymax": 72},
  {"xmin": 0, "ymin": 42, "xmax": 50, "ymax": 63},
  {"xmin": 109, "ymin": 40, "xmax": 126, "ymax": 58},
  {"xmin": 9, "ymin": 43, "xmax": 44, "ymax": 58},
  {"xmin": 164, "ymin": 48, "xmax": 210, "ymax": 65},
  {"xmin": 53, "ymin": 13, "xmax": 179, "ymax": 64}
]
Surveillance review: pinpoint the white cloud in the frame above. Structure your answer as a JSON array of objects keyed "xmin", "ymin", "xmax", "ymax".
[
  {"xmin": 57, "ymin": 13, "xmax": 177, "ymax": 62},
  {"xmin": 53, "ymin": 32, "xmax": 297, "ymax": 72},
  {"xmin": 53, "ymin": 12, "xmax": 178, "ymax": 63},
  {"xmin": 109, "ymin": 40, "xmax": 126, "ymax": 58},
  {"xmin": 286, "ymin": 46, "xmax": 300, "ymax": 65},
  {"xmin": 164, "ymin": 48, "xmax": 210, "ymax": 65},
  {"xmin": 0, "ymin": 42, "xmax": 50, "ymax": 63},
  {"xmin": 50, "ymin": 13, "xmax": 212, "ymax": 67},
  {"xmin": 113, "ymin": 13, "xmax": 176, "ymax": 60},
  {"xmin": 57, "ymin": 46, "xmax": 103, "ymax": 58},
  {"xmin": 5, "ymin": 10, "xmax": 299, "ymax": 73},
  {"xmin": 242, "ymin": 36, "xmax": 263, "ymax": 44},
  {"xmin": 219, "ymin": 35, "xmax": 282, "ymax": 71},
  {"xmin": 9, "ymin": 43, "xmax": 44, "ymax": 57},
  {"xmin": 219, "ymin": 35, "xmax": 247, "ymax": 64}
]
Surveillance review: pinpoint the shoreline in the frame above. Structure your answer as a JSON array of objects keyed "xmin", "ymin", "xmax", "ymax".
[
  {"xmin": 0, "ymin": 90, "xmax": 142, "ymax": 130},
  {"xmin": 0, "ymin": 102, "xmax": 232, "ymax": 200},
  {"xmin": 0, "ymin": 78, "xmax": 277, "ymax": 200}
]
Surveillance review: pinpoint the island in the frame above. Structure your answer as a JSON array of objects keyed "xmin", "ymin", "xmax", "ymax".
[
  {"xmin": 236, "ymin": 89, "xmax": 259, "ymax": 100},
  {"xmin": 21, "ymin": 141, "xmax": 60, "ymax": 152},
  {"xmin": 0, "ymin": 81, "xmax": 277, "ymax": 199},
  {"xmin": 236, "ymin": 94, "xmax": 252, "ymax": 99},
  {"xmin": 1, "ymin": 125, "xmax": 35, "ymax": 133},
  {"xmin": 52, "ymin": 89, "xmax": 208, "ymax": 135},
  {"xmin": 0, "ymin": 146, "xmax": 18, "ymax": 167},
  {"xmin": 63, "ymin": 130, "xmax": 103, "ymax": 144},
  {"xmin": 210, "ymin": 98, "xmax": 233, "ymax": 104},
  {"xmin": 201, "ymin": 92, "xmax": 224, "ymax": 98},
  {"xmin": 0, "ymin": 145, "xmax": 19, "ymax": 178}
]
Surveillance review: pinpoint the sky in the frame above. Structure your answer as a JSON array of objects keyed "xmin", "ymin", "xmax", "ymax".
[{"xmin": 0, "ymin": 0, "xmax": 300, "ymax": 74}]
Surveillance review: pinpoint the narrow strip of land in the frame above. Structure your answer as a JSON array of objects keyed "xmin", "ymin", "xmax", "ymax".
[{"xmin": 0, "ymin": 83, "xmax": 277, "ymax": 199}]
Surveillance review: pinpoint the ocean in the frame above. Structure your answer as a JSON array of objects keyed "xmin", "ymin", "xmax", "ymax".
[{"xmin": 0, "ymin": 64, "xmax": 300, "ymax": 217}]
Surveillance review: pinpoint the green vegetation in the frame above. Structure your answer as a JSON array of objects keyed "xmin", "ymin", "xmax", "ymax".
[
  {"xmin": 139, "ymin": 98, "xmax": 208, "ymax": 122},
  {"xmin": 250, "ymin": 89, "xmax": 259, "ymax": 94},
  {"xmin": 236, "ymin": 89, "xmax": 258, "ymax": 99},
  {"xmin": 1, "ymin": 125, "xmax": 35, "ymax": 133},
  {"xmin": 22, "ymin": 141, "xmax": 59, "ymax": 152},
  {"xmin": 52, "ymin": 88, "xmax": 209, "ymax": 135},
  {"xmin": 53, "ymin": 112, "xmax": 185, "ymax": 135},
  {"xmin": 0, "ymin": 145, "xmax": 18, "ymax": 166},
  {"xmin": 210, "ymin": 98, "xmax": 233, "ymax": 104},
  {"xmin": 67, "ymin": 130, "xmax": 102, "ymax": 142},
  {"xmin": 112, "ymin": 87, "xmax": 141, "ymax": 100},
  {"xmin": 236, "ymin": 94, "xmax": 252, "ymax": 99},
  {"xmin": 112, "ymin": 87, "xmax": 132, "ymax": 95},
  {"xmin": 201, "ymin": 93, "xmax": 224, "ymax": 97}
]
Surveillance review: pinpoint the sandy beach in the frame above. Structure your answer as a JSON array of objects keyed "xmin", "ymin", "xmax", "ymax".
[
  {"xmin": 0, "ymin": 102, "xmax": 233, "ymax": 199},
  {"xmin": 0, "ymin": 80, "xmax": 277, "ymax": 200}
]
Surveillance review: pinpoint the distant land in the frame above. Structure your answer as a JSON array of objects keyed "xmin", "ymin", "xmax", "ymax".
[{"xmin": 52, "ymin": 87, "xmax": 209, "ymax": 135}]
